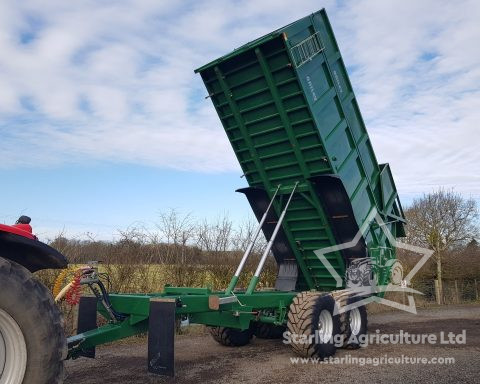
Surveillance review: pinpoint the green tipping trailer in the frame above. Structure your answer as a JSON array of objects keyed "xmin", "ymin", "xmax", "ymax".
[
  {"xmin": 64, "ymin": 9, "xmax": 406, "ymax": 378},
  {"xmin": 195, "ymin": 9, "xmax": 405, "ymax": 290}
]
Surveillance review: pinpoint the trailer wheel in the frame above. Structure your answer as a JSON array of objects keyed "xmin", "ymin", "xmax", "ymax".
[
  {"xmin": 287, "ymin": 292, "xmax": 340, "ymax": 358},
  {"xmin": 0, "ymin": 258, "xmax": 66, "ymax": 384},
  {"xmin": 254, "ymin": 323, "xmax": 286, "ymax": 339},
  {"xmin": 344, "ymin": 302, "xmax": 368, "ymax": 349},
  {"xmin": 208, "ymin": 326, "xmax": 253, "ymax": 347}
]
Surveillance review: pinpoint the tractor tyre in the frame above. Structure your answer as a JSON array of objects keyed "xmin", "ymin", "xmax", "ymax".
[
  {"xmin": 254, "ymin": 323, "xmax": 286, "ymax": 339},
  {"xmin": 287, "ymin": 292, "xmax": 341, "ymax": 358},
  {"xmin": 0, "ymin": 258, "xmax": 66, "ymax": 384},
  {"xmin": 208, "ymin": 326, "xmax": 253, "ymax": 347}
]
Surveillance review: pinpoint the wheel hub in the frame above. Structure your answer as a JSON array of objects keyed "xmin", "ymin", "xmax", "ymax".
[
  {"xmin": 0, "ymin": 308, "xmax": 27, "ymax": 384},
  {"xmin": 349, "ymin": 308, "xmax": 362, "ymax": 336},
  {"xmin": 317, "ymin": 309, "xmax": 333, "ymax": 343}
]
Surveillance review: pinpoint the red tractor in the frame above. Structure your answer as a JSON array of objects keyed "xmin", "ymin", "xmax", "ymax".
[{"xmin": 0, "ymin": 216, "xmax": 67, "ymax": 384}]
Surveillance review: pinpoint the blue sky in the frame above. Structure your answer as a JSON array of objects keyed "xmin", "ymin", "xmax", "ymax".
[{"xmin": 0, "ymin": 0, "xmax": 479, "ymax": 240}]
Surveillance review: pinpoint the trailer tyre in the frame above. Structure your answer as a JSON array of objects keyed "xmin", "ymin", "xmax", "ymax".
[
  {"xmin": 287, "ymin": 292, "xmax": 341, "ymax": 358},
  {"xmin": 254, "ymin": 323, "xmax": 286, "ymax": 339},
  {"xmin": 208, "ymin": 326, "xmax": 253, "ymax": 347},
  {"xmin": 344, "ymin": 301, "xmax": 368, "ymax": 349},
  {"xmin": 0, "ymin": 258, "xmax": 66, "ymax": 384}
]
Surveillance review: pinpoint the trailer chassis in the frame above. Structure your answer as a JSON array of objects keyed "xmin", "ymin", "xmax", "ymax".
[{"xmin": 67, "ymin": 287, "xmax": 297, "ymax": 376}]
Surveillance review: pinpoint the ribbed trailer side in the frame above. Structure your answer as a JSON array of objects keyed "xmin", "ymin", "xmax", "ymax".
[{"xmin": 196, "ymin": 9, "xmax": 405, "ymax": 291}]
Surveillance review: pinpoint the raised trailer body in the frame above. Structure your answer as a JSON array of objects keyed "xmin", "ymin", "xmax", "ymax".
[{"xmin": 195, "ymin": 9, "xmax": 405, "ymax": 290}]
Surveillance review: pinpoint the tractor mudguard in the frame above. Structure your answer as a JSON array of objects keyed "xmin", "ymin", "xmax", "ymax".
[{"xmin": 0, "ymin": 229, "xmax": 67, "ymax": 272}]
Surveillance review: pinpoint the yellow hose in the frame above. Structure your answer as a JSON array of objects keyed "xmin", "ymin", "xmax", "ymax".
[
  {"xmin": 53, "ymin": 268, "xmax": 71, "ymax": 298},
  {"xmin": 55, "ymin": 282, "xmax": 74, "ymax": 303},
  {"xmin": 53, "ymin": 266, "xmax": 84, "ymax": 303}
]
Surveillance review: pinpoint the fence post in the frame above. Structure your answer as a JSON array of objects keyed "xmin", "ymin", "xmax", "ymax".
[
  {"xmin": 454, "ymin": 280, "xmax": 459, "ymax": 304},
  {"xmin": 434, "ymin": 279, "xmax": 441, "ymax": 305},
  {"xmin": 475, "ymin": 279, "xmax": 479, "ymax": 301}
]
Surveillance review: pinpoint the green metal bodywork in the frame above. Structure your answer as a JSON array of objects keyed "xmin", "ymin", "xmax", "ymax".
[
  {"xmin": 195, "ymin": 9, "xmax": 405, "ymax": 290},
  {"xmin": 67, "ymin": 9, "xmax": 406, "ymax": 356}
]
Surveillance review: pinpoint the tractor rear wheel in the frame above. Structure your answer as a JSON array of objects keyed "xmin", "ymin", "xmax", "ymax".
[
  {"xmin": 208, "ymin": 326, "xmax": 253, "ymax": 347},
  {"xmin": 0, "ymin": 258, "xmax": 66, "ymax": 384},
  {"xmin": 287, "ymin": 292, "xmax": 341, "ymax": 358}
]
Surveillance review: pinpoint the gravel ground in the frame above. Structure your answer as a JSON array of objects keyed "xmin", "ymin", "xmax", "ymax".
[{"xmin": 65, "ymin": 304, "xmax": 480, "ymax": 384}]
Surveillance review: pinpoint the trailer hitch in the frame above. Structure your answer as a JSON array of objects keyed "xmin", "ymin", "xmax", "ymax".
[{"xmin": 80, "ymin": 268, "xmax": 127, "ymax": 322}]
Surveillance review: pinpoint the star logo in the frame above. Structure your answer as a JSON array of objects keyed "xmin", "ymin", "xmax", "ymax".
[{"xmin": 314, "ymin": 207, "xmax": 434, "ymax": 314}]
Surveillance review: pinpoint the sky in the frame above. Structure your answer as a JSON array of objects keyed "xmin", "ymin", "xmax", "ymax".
[{"xmin": 0, "ymin": 0, "xmax": 479, "ymax": 241}]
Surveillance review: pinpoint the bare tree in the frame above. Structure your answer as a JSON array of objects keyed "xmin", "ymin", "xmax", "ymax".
[
  {"xmin": 405, "ymin": 189, "xmax": 478, "ymax": 303},
  {"xmin": 156, "ymin": 209, "xmax": 195, "ymax": 264},
  {"xmin": 196, "ymin": 213, "xmax": 233, "ymax": 254},
  {"xmin": 446, "ymin": 239, "xmax": 480, "ymax": 279},
  {"xmin": 231, "ymin": 218, "xmax": 267, "ymax": 254}
]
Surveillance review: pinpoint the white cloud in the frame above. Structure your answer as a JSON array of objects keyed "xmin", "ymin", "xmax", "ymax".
[
  {"xmin": 333, "ymin": 0, "xmax": 480, "ymax": 198},
  {"xmin": 0, "ymin": 0, "xmax": 479, "ymax": 198}
]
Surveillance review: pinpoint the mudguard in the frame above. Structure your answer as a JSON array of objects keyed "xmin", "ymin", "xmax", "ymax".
[
  {"xmin": 236, "ymin": 187, "xmax": 294, "ymax": 265},
  {"xmin": 309, "ymin": 174, "xmax": 367, "ymax": 261},
  {"xmin": 0, "ymin": 225, "xmax": 67, "ymax": 272}
]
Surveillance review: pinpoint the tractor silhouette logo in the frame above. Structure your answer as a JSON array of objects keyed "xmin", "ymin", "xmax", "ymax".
[
  {"xmin": 345, "ymin": 257, "xmax": 404, "ymax": 290},
  {"xmin": 314, "ymin": 208, "xmax": 433, "ymax": 314}
]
